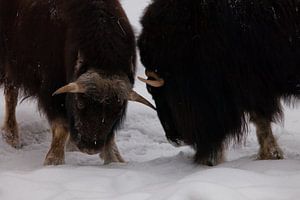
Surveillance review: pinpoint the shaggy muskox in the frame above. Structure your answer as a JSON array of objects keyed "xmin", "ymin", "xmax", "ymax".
[
  {"xmin": 138, "ymin": 0, "xmax": 300, "ymax": 165},
  {"xmin": 0, "ymin": 0, "xmax": 154, "ymax": 165}
]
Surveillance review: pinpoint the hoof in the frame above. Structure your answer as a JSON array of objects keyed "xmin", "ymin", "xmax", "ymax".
[
  {"xmin": 100, "ymin": 151, "xmax": 125, "ymax": 165},
  {"xmin": 1, "ymin": 127, "xmax": 20, "ymax": 148},
  {"xmin": 197, "ymin": 157, "xmax": 223, "ymax": 166},
  {"xmin": 44, "ymin": 151, "xmax": 65, "ymax": 166},
  {"xmin": 44, "ymin": 156, "xmax": 65, "ymax": 166},
  {"xmin": 195, "ymin": 149, "xmax": 225, "ymax": 166},
  {"xmin": 257, "ymin": 147, "xmax": 284, "ymax": 160}
]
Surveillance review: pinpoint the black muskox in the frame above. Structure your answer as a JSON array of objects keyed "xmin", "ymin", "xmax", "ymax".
[
  {"xmin": 0, "ymin": 0, "xmax": 154, "ymax": 165},
  {"xmin": 138, "ymin": 0, "xmax": 300, "ymax": 165}
]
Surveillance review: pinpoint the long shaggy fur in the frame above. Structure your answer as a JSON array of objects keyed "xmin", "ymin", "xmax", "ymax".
[{"xmin": 138, "ymin": 0, "xmax": 300, "ymax": 163}]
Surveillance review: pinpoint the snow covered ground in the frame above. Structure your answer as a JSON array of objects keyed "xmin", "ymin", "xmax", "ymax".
[{"xmin": 1, "ymin": 0, "xmax": 300, "ymax": 199}]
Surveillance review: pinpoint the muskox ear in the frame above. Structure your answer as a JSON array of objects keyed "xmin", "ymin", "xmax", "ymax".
[
  {"xmin": 128, "ymin": 90, "xmax": 156, "ymax": 110},
  {"xmin": 52, "ymin": 82, "xmax": 86, "ymax": 96}
]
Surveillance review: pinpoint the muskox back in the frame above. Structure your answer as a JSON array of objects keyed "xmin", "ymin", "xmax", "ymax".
[{"xmin": 139, "ymin": 0, "xmax": 300, "ymax": 164}]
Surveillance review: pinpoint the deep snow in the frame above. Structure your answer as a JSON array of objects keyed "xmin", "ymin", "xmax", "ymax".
[{"xmin": 1, "ymin": 0, "xmax": 300, "ymax": 199}]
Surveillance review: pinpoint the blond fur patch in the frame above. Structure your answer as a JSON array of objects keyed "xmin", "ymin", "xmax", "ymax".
[
  {"xmin": 44, "ymin": 119, "xmax": 69, "ymax": 165},
  {"xmin": 2, "ymin": 86, "xmax": 19, "ymax": 148},
  {"xmin": 100, "ymin": 135, "xmax": 125, "ymax": 165}
]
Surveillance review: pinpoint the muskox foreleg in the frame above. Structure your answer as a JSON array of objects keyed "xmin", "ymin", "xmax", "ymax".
[
  {"xmin": 44, "ymin": 118, "xmax": 69, "ymax": 165},
  {"xmin": 1, "ymin": 84, "xmax": 20, "ymax": 148},
  {"xmin": 100, "ymin": 134, "xmax": 124, "ymax": 165},
  {"xmin": 195, "ymin": 144, "xmax": 225, "ymax": 166},
  {"xmin": 250, "ymin": 114, "xmax": 283, "ymax": 160}
]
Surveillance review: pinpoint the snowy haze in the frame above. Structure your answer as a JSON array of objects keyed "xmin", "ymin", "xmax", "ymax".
[{"xmin": 1, "ymin": 0, "xmax": 300, "ymax": 199}]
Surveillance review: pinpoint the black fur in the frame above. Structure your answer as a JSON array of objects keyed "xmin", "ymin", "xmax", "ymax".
[{"xmin": 138, "ymin": 0, "xmax": 300, "ymax": 163}]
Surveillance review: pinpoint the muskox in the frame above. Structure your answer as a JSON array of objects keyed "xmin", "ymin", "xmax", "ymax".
[
  {"xmin": 0, "ymin": 0, "xmax": 154, "ymax": 165},
  {"xmin": 138, "ymin": 0, "xmax": 300, "ymax": 165}
]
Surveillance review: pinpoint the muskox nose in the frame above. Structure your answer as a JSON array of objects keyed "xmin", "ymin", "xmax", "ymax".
[
  {"xmin": 72, "ymin": 137, "xmax": 105, "ymax": 155},
  {"xmin": 77, "ymin": 143, "xmax": 104, "ymax": 155},
  {"xmin": 80, "ymin": 148, "xmax": 102, "ymax": 155}
]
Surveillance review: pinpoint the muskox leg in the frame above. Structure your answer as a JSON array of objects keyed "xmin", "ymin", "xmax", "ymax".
[
  {"xmin": 250, "ymin": 114, "xmax": 283, "ymax": 160},
  {"xmin": 1, "ymin": 84, "xmax": 20, "ymax": 148},
  {"xmin": 44, "ymin": 118, "xmax": 69, "ymax": 165},
  {"xmin": 100, "ymin": 134, "xmax": 125, "ymax": 165},
  {"xmin": 195, "ymin": 144, "xmax": 225, "ymax": 166}
]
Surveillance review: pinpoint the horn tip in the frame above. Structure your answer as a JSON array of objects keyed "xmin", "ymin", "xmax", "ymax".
[
  {"xmin": 137, "ymin": 76, "xmax": 146, "ymax": 81},
  {"xmin": 52, "ymin": 91, "xmax": 58, "ymax": 96}
]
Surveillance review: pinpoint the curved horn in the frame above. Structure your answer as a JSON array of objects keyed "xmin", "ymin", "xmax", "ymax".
[
  {"xmin": 138, "ymin": 77, "xmax": 164, "ymax": 88},
  {"xmin": 138, "ymin": 70, "xmax": 164, "ymax": 87},
  {"xmin": 145, "ymin": 70, "xmax": 161, "ymax": 80},
  {"xmin": 52, "ymin": 82, "xmax": 86, "ymax": 96},
  {"xmin": 129, "ymin": 90, "xmax": 156, "ymax": 110}
]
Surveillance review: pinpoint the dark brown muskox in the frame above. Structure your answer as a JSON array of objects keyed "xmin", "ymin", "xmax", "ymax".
[
  {"xmin": 0, "ymin": 0, "xmax": 154, "ymax": 165},
  {"xmin": 138, "ymin": 0, "xmax": 300, "ymax": 165}
]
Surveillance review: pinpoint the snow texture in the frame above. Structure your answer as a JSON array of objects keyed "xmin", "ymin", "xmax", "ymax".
[{"xmin": 1, "ymin": 0, "xmax": 300, "ymax": 199}]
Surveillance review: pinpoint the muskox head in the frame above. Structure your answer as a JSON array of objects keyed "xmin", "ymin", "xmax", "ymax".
[
  {"xmin": 53, "ymin": 60, "xmax": 154, "ymax": 155},
  {"xmin": 138, "ymin": 71, "xmax": 184, "ymax": 145}
]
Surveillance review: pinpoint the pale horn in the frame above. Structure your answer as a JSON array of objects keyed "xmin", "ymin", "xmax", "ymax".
[
  {"xmin": 52, "ymin": 82, "xmax": 86, "ymax": 96},
  {"xmin": 129, "ymin": 90, "xmax": 156, "ymax": 110},
  {"xmin": 137, "ymin": 70, "xmax": 164, "ymax": 87}
]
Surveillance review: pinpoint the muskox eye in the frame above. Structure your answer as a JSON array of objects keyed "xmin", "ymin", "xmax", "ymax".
[{"xmin": 77, "ymin": 101, "xmax": 85, "ymax": 109}]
